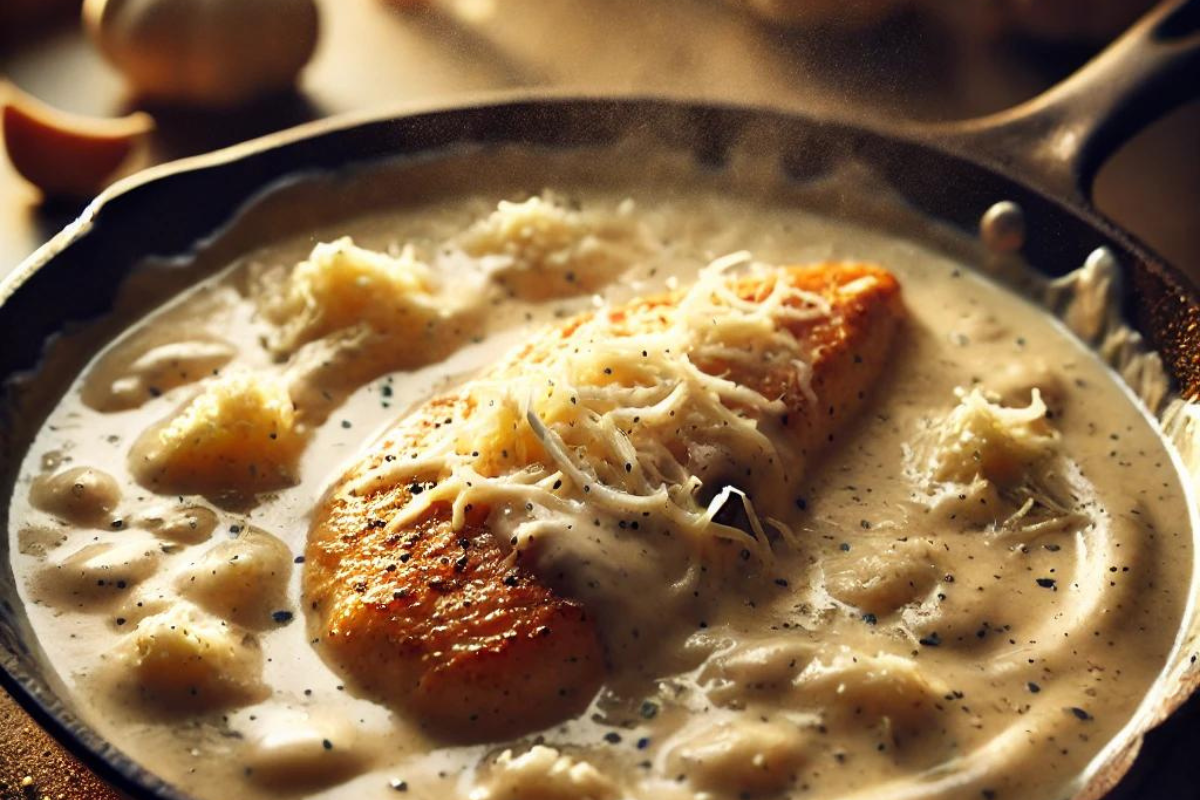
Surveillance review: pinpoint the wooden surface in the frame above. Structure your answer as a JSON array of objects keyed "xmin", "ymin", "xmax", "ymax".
[{"xmin": 0, "ymin": 1, "xmax": 1197, "ymax": 798}]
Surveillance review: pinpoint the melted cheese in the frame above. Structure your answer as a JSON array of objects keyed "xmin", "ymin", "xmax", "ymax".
[
  {"xmin": 131, "ymin": 371, "xmax": 306, "ymax": 494},
  {"xmin": 114, "ymin": 601, "xmax": 265, "ymax": 710}
]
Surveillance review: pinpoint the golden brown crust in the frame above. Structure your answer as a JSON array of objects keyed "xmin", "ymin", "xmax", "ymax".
[
  {"xmin": 304, "ymin": 262, "xmax": 903, "ymax": 740},
  {"xmin": 308, "ymin": 500, "xmax": 604, "ymax": 738}
]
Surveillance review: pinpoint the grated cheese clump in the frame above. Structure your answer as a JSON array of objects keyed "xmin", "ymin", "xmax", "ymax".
[
  {"xmin": 460, "ymin": 192, "xmax": 648, "ymax": 299},
  {"xmin": 260, "ymin": 236, "xmax": 442, "ymax": 354},
  {"xmin": 355, "ymin": 253, "xmax": 829, "ymax": 561},
  {"xmin": 117, "ymin": 601, "xmax": 264, "ymax": 708},
  {"xmin": 930, "ymin": 387, "xmax": 1059, "ymax": 487},
  {"xmin": 133, "ymin": 371, "xmax": 305, "ymax": 494},
  {"xmin": 913, "ymin": 387, "xmax": 1087, "ymax": 535}
]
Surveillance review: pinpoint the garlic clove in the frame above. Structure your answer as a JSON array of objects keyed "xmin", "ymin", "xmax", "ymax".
[
  {"xmin": 83, "ymin": 0, "xmax": 320, "ymax": 109},
  {"xmin": 1, "ymin": 80, "xmax": 154, "ymax": 198}
]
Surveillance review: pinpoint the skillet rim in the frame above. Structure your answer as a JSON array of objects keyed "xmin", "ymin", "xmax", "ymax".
[{"xmin": 0, "ymin": 91, "xmax": 1196, "ymax": 800}]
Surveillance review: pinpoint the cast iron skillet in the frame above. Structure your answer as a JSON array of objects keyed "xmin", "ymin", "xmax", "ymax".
[{"xmin": 1, "ymin": 1, "xmax": 1198, "ymax": 798}]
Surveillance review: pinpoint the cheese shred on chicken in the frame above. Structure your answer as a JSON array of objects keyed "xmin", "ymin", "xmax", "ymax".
[{"xmin": 350, "ymin": 253, "xmax": 829, "ymax": 560}]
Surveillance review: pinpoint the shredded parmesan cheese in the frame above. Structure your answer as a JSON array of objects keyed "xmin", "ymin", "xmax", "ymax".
[
  {"xmin": 260, "ymin": 236, "xmax": 442, "ymax": 354},
  {"xmin": 913, "ymin": 387, "xmax": 1085, "ymax": 535},
  {"xmin": 460, "ymin": 192, "xmax": 649, "ymax": 299},
  {"xmin": 930, "ymin": 387, "xmax": 1058, "ymax": 486},
  {"xmin": 353, "ymin": 253, "xmax": 829, "ymax": 561}
]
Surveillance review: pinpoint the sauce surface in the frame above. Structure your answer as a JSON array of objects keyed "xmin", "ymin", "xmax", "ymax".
[{"xmin": 6, "ymin": 145, "xmax": 1195, "ymax": 800}]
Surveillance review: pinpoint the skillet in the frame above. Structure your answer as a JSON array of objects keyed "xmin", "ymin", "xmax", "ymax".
[{"xmin": 0, "ymin": 1, "xmax": 1197, "ymax": 798}]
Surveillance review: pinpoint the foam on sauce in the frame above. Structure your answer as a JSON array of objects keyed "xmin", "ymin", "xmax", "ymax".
[{"xmin": 6, "ymin": 145, "xmax": 1195, "ymax": 800}]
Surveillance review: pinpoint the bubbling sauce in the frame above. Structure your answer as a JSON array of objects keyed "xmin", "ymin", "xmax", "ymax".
[{"xmin": 7, "ymin": 145, "xmax": 1195, "ymax": 800}]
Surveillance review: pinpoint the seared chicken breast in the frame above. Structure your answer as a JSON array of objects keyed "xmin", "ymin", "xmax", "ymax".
[{"xmin": 304, "ymin": 261, "xmax": 903, "ymax": 739}]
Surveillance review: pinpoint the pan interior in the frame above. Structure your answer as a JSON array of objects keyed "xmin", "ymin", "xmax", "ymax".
[{"xmin": 3, "ymin": 131, "xmax": 1198, "ymax": 800}]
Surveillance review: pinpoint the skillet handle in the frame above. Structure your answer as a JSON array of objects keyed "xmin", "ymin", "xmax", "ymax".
[{"xmin": 917, "ymin": 0, "xmax": 1200, "ymax": 208}]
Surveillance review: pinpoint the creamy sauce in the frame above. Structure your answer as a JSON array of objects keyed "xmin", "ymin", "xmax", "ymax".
[{"xmin": 6, "ymin": 145, "xmax": 1195, "ymax": 800}]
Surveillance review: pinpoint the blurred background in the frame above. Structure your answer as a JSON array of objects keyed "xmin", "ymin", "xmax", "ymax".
[{"xmin": 0, "ymin": 0, "xmax": 1197, "ymax": 796}]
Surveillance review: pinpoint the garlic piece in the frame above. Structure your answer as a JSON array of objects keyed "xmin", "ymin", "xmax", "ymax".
[
  {"xmin": 83, "ymin": 0, "xmax": 320, "ymax": 108},
  {"xmin": 1, "ymin": 80, "xmax": 152, "ymax": 197}
]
